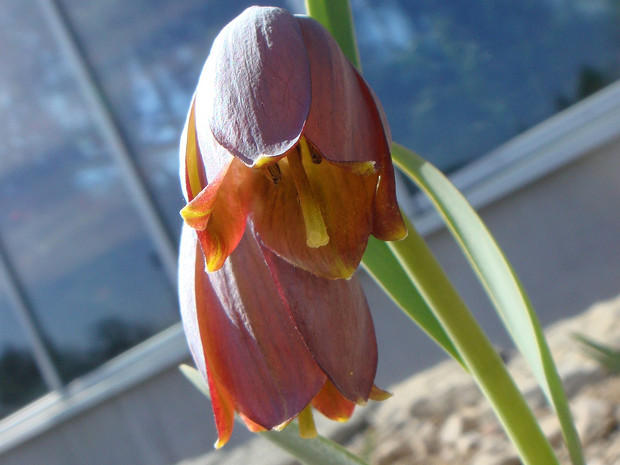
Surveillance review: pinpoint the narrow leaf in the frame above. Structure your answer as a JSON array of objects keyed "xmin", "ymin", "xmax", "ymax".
[
  {"xmin": 573, "ymin": 333, "xmax": 620, "ymax": 374},
  {"xmin": 180, "ymin": 363, "xmax": 210, "ymax": 397},
  {"xmin": 361, "ymin": 237, "xmax": 463, "ymax": 365},
  {"xmin": 387, "ymin": 217, "xmax": 559, "ymax": 465},
  {"xmin": 304, "ymin": 0, "xmax": 360, "ymax": 69},
  {"xmin": 391, "ymin": 143, "xmax": 584, "ymax": 465},
  {"xmin": 179, "ymin": 364, "xmax": 370, "ymax": 465},
  {"xmin": 263, "ymin": 423, "xmax": 370, "ymax": 465}
]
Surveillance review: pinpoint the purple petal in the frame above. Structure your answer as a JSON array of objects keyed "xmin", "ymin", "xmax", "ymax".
[
  {"xmin": 180, "ymin": 224, "xmax": 326, "ymax": 428},
  {"xmin": 262, "ymin": 239, "xmax": 378, "ymax": 403},
  {"xmin": 197, "ymin": 7, "xmax": 311, "ymax": 165},
  {"xmin": 179, "ymin": 225, "xmax": 208, "ymax": 379},
  {"xmin": 297, "ymin": 16, "xmax": 390, "ymax": 165}
]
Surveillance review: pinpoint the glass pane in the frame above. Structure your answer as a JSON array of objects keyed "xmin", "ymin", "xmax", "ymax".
[
  {"xmin": 356, "ymin": 0, "xmax": 620, "ymax": 171},
  {"xmin": 0, "ymin": 291, "xmax": 47, "ymax": 419},
  {"xmin": 60, "ymin": 0, "xmax": 620, "ymax": 180},
  {"xmin": 0, "ymin": 0, "xmax": 178, "ymax": 384},
  {"xmin": 56, "ymin": 0, "xmax": 303, "ymax": 239}
]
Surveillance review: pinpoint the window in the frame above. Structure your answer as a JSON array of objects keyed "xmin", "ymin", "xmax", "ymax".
[
  {"xmin": 357, "ymin": 0, "xmax": 620, "ymax": 172},
  {"xmin": 1, "ymin": 0, "xmax": 619, "ymax": 436}
]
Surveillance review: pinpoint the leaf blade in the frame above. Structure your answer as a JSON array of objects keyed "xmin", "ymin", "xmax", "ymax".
[
  {"xmin": 361, "ymin": 237, "xmax": 463, "ymax": 365},
  {"xmin": 391, "ymin": 143, "xmax": 584, "ymax": 465}
]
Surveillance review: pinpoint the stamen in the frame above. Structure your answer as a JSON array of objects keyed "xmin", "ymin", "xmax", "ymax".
[
  {"xmin": 265, "ymin": 163, "xmax": 282, "ymax": 185},
  {"xmin": 297, "ymin": 405, "xmax": 317, "ymax": 438},
  {"xmin": 288, "ymin": 143, "xmax": 329, "ymax": 248},
  {"xmin": 300, "ymin": 137, "xmax": 323, "ymax": 164}
]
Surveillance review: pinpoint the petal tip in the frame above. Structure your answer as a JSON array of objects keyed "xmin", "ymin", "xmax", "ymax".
[
  {"xmin": 205, "ymin": 253, "xmax": 225, "ymax": 273},
  {"xmin": 373, "ymin": 212, "xmax": 408, "ymax": 242},
  {"xmin": 369, "ymin": 385, "xmax": 393, "ymax": 402},
  {"xmin": 180, "ymin": 204, "xmax": 211, "ymax": 231}
]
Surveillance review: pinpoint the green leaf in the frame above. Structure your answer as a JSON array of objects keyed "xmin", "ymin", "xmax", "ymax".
[
  {"xmin": 304, "ymin": 0, "xmax": 360, "ymax": 69},
  {"xmin": 391, "ymin": 143, "xmax": 584, "ymax": 465},
  {"xmin": 179, "ymin": 364, "xmax": 370, "ymax": 465},
  {"xmin": 179, "ymin": 363, "xmax": 210, "ymax": 397},
  {"xmin": 362, "ymin": 237, "xmax": 463, "ymax": 365},
  {"xmin": 387, "ymin": 217, "xmax": 559, "ymax": 465},
  {"xmin": 262, "ymin": 423, "xmax": 370, "ymax": 465},
  {"xmin": 573, "ymin": 333, "xmax": 620, "ymax": 374}
]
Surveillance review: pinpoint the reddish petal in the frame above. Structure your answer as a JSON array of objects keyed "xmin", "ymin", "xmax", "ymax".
[
  {"xmin": 181, "ymin": 102, "xmax": 253, "ymax": 271},
  {"xmin": 371, "ymin": 154, "xmax": 408, "ymax": 242},
  {"xmin": 179, "ymin": 227, "xmax": 208, "ymax": 379},
  {"xmin": 351, "ymin": 72, "xmax": 407, "ymax": 241},
  {"xmin": 179, "ymin": 227, "xmax": 235, "ymax": 448},
  {"xmin": 187, "ymin": 159, "xmax": 251, "ymax": 272},
  {"xmin": 239, "ymin": 413, "xmax": 267, "ymax": 433},
  {"xmin": 262, "ymin": 243, "xmax": 378, "ymax": 403},
  {"xmin": 295, "ymin": 16, "xmax": 406, "ymax": 241},
  {"xmin": 197, "ymin": 7, "xmax": 311, "ymax": 166},
  {"xmin": 297, "ymin": 16, "xmax": 385, "ymax": 166},
  {"xmin": 191, "ymin": 225, "xmax": 326, "ymax": 429},
  {"xmin": 311, "ymin": 379, "xmax": 356, "ymax": 422},
  {"xmin": 251, "ymin": 148, "xmax": 377, "ymax": 279},
  {"xmin": 206, "ymin": 370, "xmax": 236, "ymax": 448},
  {"xmin": 180, "ymin": 159, "xmax": 232, "ymax": 231}
]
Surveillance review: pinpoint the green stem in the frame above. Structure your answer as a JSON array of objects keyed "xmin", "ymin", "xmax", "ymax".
[
  {"xmin": 387, "ymin": 220, "xmax": 559, "ymax": 465},
  {"xmin": 304, "ymin": 0, "xmax": 360, "ymax": 69}
]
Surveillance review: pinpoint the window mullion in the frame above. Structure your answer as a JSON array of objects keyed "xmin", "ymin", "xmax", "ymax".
[
  {"xmin": 0, "ymin": 238, "xmax": 65, "ymax": 394},
  {"xmin": 36, "ymin": 0, "xmax": 179, "ymax": 285}
]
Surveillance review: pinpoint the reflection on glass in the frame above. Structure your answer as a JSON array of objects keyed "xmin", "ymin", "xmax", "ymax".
[
  {"xmin": 55, "ymin": 0, "xmax": 620, "ymax": 186},
  {"xmin": 57, "ymin": 0, "xmax": 300, "ymax": 238},
  {"xmin": 0, "ymin": 0, "xmax": 178, "ymax": 384},
  {"xmin": 0, "ymin": 293, "xmax": 47, "ymax": 419},
  {"xmin": 355, "ymin": 0, "xmax": 620, "ymax": 171}
]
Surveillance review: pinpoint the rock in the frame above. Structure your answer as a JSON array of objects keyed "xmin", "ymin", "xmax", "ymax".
[
  {"xmin": 455, "ymin": 432, "xmax": 481, "ymax": 455},
  {"xmin": 538, "ymin": 413, "xmax": 564, "ymax": 447},
  {"xmin": 439, "ymin": 414, "xmax": 467, "ymax": 445},
  {"xmin": 572, "ymin": 396, "xmax": 616, "ymax": 445},
  {"xmin": 471, "ymin": 451, "xmax": 520, "ymax": 465}
]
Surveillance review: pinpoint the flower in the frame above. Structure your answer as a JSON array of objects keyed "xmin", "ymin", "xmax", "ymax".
[
  {"xmin": 179, "ymin": 6, "xmax": 402, "ymax": 448},
  {"xmin": 179, "ymin": 223, "xmax": 388, "ymax": 448},
  {"xmin": 180, "ymin": 6, "xmax": 406, "ymax": 281}
]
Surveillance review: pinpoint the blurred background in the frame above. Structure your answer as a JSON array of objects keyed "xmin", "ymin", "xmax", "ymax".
[{"xmin": 1, "ymin": 0, "xmax": 619, "ymax": 464}]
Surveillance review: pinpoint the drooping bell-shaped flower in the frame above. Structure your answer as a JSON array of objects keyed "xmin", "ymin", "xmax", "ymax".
[
  {"xmin": 179, "ymin": 223, "xmax": 388, "ymax": 448},
  {"xmin": 179, "ymin": 6, "xmax": 403, "ymax": 448},
  {"xmin": 181, "ymin": 6, "xmax": 406, "ymax": 280}
]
